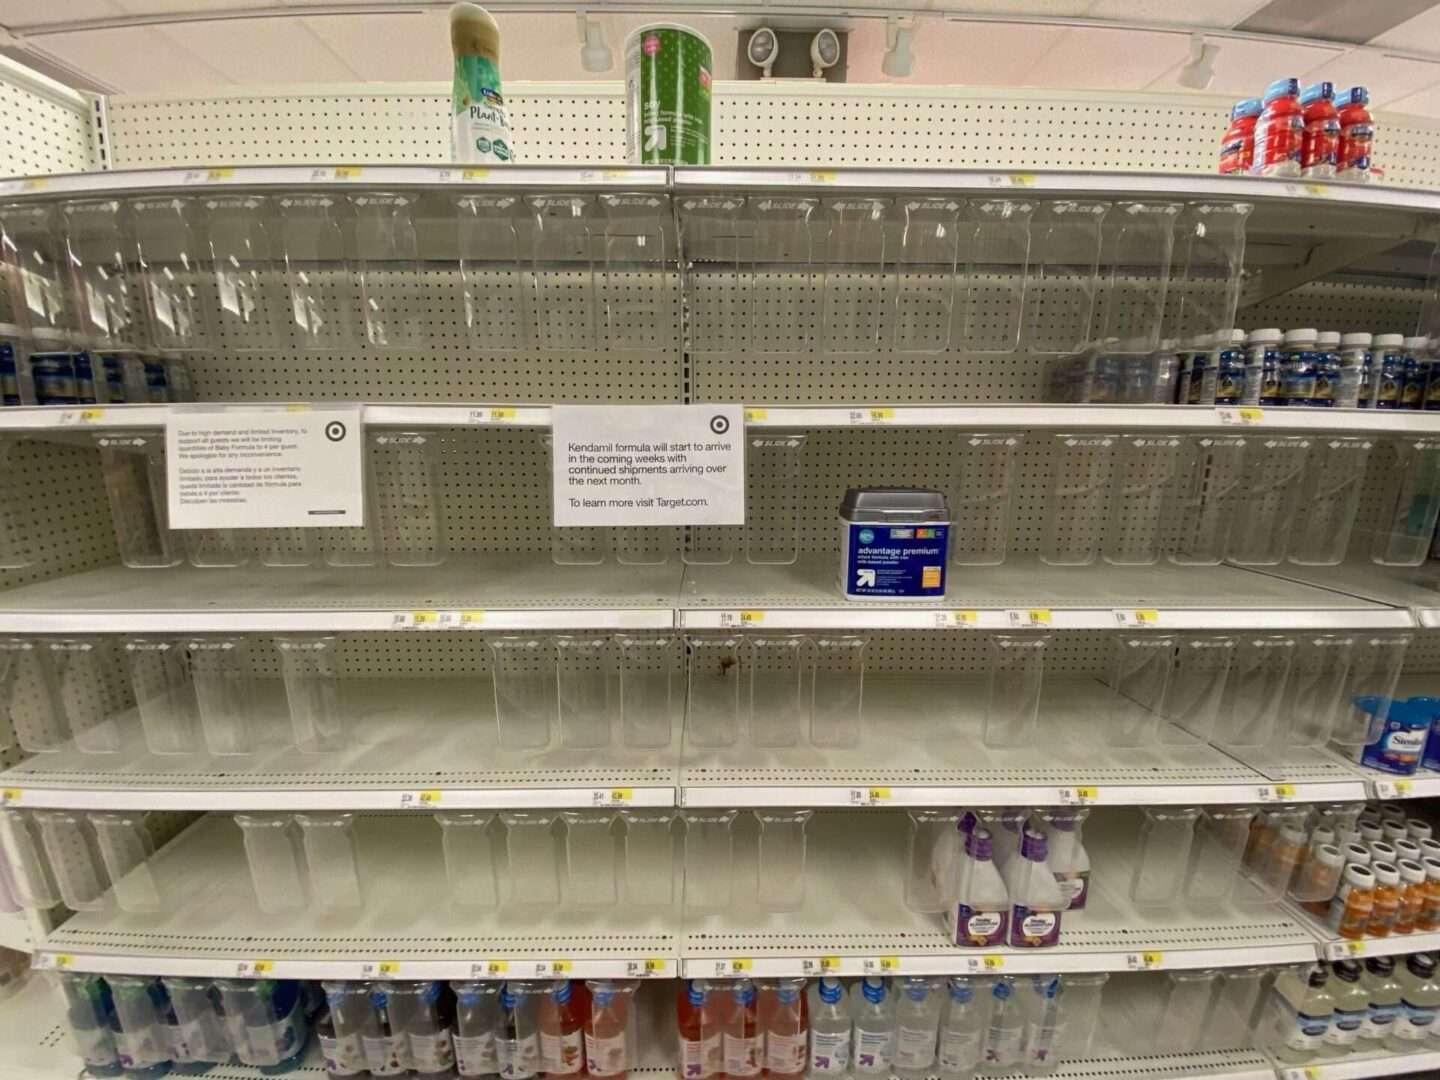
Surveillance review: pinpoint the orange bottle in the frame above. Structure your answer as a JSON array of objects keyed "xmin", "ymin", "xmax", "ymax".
[
  {"xmin": 1395, "ymin": 859, "xmax": 1428, "ymax": 934},
  {"xmin": 677, "ymin": 981, "xmax": 721, "ymax": 1080},
  {"xmin": 539, "ymin": 981, "xmax": 586, "ymax": 1077},
  {"xmin": 1329, "ymin": 863, "xmax": 1376, "ymax": 940},
  {"xmin": 1243, "ymin": 811, "xmax": 1277, "ymax": 871},
  {"xmin": 1366, "ymin": 861, "xmax": 1402, "ymax": 937},
  {"xmin": 1419, "ymin": 858, "xmax": 1440, "ymax": 932}
]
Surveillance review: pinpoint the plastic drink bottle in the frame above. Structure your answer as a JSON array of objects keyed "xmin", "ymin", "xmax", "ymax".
[
  {"xmin": 978, "ymin": 979, "xmax": 1022, "ymax": 1073},
  {"xmin": 936, "ymin": 978, "xmax": 985, "ymax": 1080},
  {"xmin": 1313, "ymin": 330, "xmax": 1341, "ymax": 406},
  {"xmin": 849, "ymin": 977, "xmax": 896, "ymax": 1076},
  {"xmin": 449, "ymin": 981, "xmax": 501, "ymax": 1079},
  {"xmin": 1329, "ymin": 863, "xmax": 1377, "ymax": 939},
  {"xmin": 1005, "ymin": 825, "xmax": 1065, "ymax": 948},
  {"xmin": 757, "ymin": 979, "xmax": 807, "ymax": 1080},
  {"xmin": 164, "ymin": 978, "xmax": 232, "ymax": 1072},
  {"xmin": 949, "ymin": 826, "xmax": 1009, "ymax": 948},
  {"xmin": 1337, "ymin": 87, "xmax": 1374, "ymax": 181},
  {"xmin": 1267, "ymin": 965, "xmax": 1334, "ymax": 1063},
  {"xmin": 107, "ymin": 975, "xmax": 172, "ymax": 1080},
  {"xmin": 892, "ymin": 978, "xmax": 941, "ymax": 1080},
  {"xmin": 1387, "ymin": 952, "xmax": 1440, "ymax": 1048},
  {"xmin": 1358, "ymin": 957, "xmax": 1402, "ymax": 1045},
  {"xmin": 1253, "ymin": 78, "xmax": 1303, "ymax": 177},
  {"xmin": 678, "ymin": 981, "xmax": 721, "ymax": 1080},
  {"xmin": 1020, "ymin": 976, "xmax": 1063, "ymax": 1074},
  {"xmin": 1421, "ymin": 858, "xmax": 1440, "ymax": 930},
  {"xmin": 1339, "ymin": 332, "xmax": 1371, "ymax": 407},
  {"xmin": 318, "ymin": 1008, "xmax": 370, "ymax": 1080},
  {"xmin": 1219, "ymin": 98, "xmax": 1261, "ymax": 174},
  {"xmin": 538, "ymin": 981, "xmax": 584, "ymax": 1076},
  {"xmin": 804, "ymin": 978, "xmax": 850, "ymax": 1078},
  {"xmin": 499, "ymin": 982, "xmax": 542, "ymax": 1080},
  {"xmin": 585, "ymin": 980, "xmax": 636, "ymax": 1080},
  {"xmin": 1395, "ymin": 858, "xmax": 1428, "ymax": 933},
  {"xmin": 389, "ymin": 982, "xmax": 458, "ymax": 1080},
  {"xmin": 216, "ymin": 980, "xmax": 308, "ymax": 1076},
  {"xmin": 722, "ymin": 980, "xmax": 761, "ymax": 1080},
  {"xmin": 1367, "ymin": 861, "xmax": 1403, "ymax": 936},
  {"xmin": 59, "ymin": 972, "xmax": 123, "ymax": 1078},
  {"xmin": 1046, "ymin": 810, "xmax": 1090, "ymax": 911},
  {"xmin": 1300, "ymin": 82, "xmax": 1340, "ymax": 178},
  {"xmin": 1321, "ymin": 961, "xmax": 1367, "ymax": 1057}
]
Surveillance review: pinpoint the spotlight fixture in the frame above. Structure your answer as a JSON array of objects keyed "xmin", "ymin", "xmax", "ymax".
[
  {"xmin": 811, "ymin": 28, "xmax": 840, "ymax": 78},
  {"xmin": 747, "ymin": 26, "xmax": 780, "ymax": 78},
  {"xmin": 882, "ymin": 18, "xmax": 913, "ymax": 79}
]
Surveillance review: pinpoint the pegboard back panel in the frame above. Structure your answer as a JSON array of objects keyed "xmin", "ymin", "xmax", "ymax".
[
  {"xmin": 1239, "ymin": 281, "xmax": 1425, "ymax": 335},
  {"xmin": 0, "ymin": 57, "xmax": 96, "ymax": 178},
  {"xmin": 102, "ymin": 80, "xmax": 1440, "ymax": 190}
]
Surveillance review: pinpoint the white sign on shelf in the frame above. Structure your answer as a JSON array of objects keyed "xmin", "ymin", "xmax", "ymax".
[
  {"xmin": 165, "ymin": 406, "xmax": 364, "ymax": 530},
  {"xmin": 550, "ymin": 405, "xmax": 745, "ymax": 528}
]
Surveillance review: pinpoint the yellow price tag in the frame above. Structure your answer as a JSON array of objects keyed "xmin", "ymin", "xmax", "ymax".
[
  {"xmin": 1, "ymin": 789, "xmax": 19, "ymax": 805},
  {"xmin": 253, "ymin": 961, "xmax": 273, "ymax": 975},
  {"xmin": 78, "ymin": 408, "xmax": 105, "ymax": 423},
  {"xmin": 1135, "ymin": 609, "xmax": 1159, "ymax": 626},
  {"xmin": 981, "ymin": 956, "xmax": 1005, "ymax": 971},
  {"xmin": 1303, "ymin": 184, "xmax": 1328, "ymax": 196},
  {"xmin": 954, "ymin": 610, "xmax": 978, "ymax": 625},
  {"xmin": 552, "ymin": 960, "xmax": 573, "ymax": 974},
  {"xmin": 460, "ymin": 610, "xmax": 485, "ymax": 627},
  {"xmin": 462, "ymin": 168, "xmax": 490, "ymax": 179},
  {"xmin": 1276, "ymin": 783, "xmax": 1296, "ymax": 799},
  {"xmin": 1239, "ymin": 407, "xmax": 1263, "ymax": 422},
  {"xmin": 744, "ymin": 408, "xmax": 768, "ymax": 422},
  {"xmin": 21, "ymin": 178, "xmax": 47, "ymax": 191},
  {"xmin": 1142, "ymin": 951, "xmax": 1163, "ymax": 967},
  {"xmin": 487, "ymin": 960, "xmax": 509, "ymax": 975},
  {"xmin": 809, "ymin": 170, "xmax": 838, "ymax": 183},
  {"xmin": 284, "ymin": 403, "xmax": 312, "ymax": 412},
  {"xmin": 334, "ymin": 166, "xmax": 363, "ymax": 179},
  {"xmin": 740, "ymin": 611, "xmax": 764, "ymax": 625},
  {"xmin": 644, "ymin": 958, "xmax": 665, "ymax": 974},
  {"xmin": 418, "ymin": 790, "xmax": 442, "ymax": 807},
  {"xmin": 819, "ymin": 956, "xmax": 841, "ymax": 972},
  {"xmin": 1076, "ymin": 786, "xmax": 1098, "ymax": 802},
  {"xmin": 868, "ymin": 408, "xmax": 895, "ymax": 422},
  {"xmin": 490, "ymin": 407, "xmax": 517, "ymax": 421},
  {"xmin": 869, "ymin": 787, "xmax": 891, "ymax": 803},
  {"xmin": 206, "ymin": 167, "xmax": 234, "ymax": 181},
  {"xmin": 53, "ymin": 954, "xmax": 73, "ymax": 969},
  {"xmin": 730, "ymin": 958, "xmax": 753, "ymax": 974},
  {"xmin": 878, "ymin": 957, "xmax": 900, "ymax": 972},
  {"xmin": 378, "ymin": 961, "xmax": 402, "ymax": 977},
  {"xmin": 1010, "ymin": 174, "xmax": 1036, "ymax": 186},
  {"xmin": 412, "ymin": 611, "xmax": 439, "ymax": 627}
]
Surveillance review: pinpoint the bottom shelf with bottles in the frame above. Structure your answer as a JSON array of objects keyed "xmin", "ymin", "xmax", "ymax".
[{"xmin": 25, "ymin": 960, "xmax": 1440, "ymax": 1080}]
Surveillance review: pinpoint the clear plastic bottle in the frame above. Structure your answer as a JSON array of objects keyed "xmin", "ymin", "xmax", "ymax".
[
  {"xmin": 678, "ymin": 981, "xmax": 721, "ymax": 1080},
  {"xmin": 450, "ymin": 981, "xmax": 501, "ymax": 1079},
  {"xmin": 804, "ymin": 978, "xmax": 850, "ymax": 1079},
  {"xmin": 722, "ymin": 980, "xmax": 761, "ymax": 1080},
  {"xmin": 390, "ymin": 982, "xmax": 458, "ymax": 1080},
  {"xmin": 1329, "ymin": 863, "xmax": 1377, "ymax": 939},
  {"xmin": 1374, "ymin": 333, "xmax": 1405, "ymax": 409},
  {"xmin": 1340, "ymin": 331, "xmax": 1372, "ymax": 408},
  {"xmin": 498, "ymin": 982, "xmax": 541, "ymax": 1080},
  {"xmin": 892, "ymin": 978, "xmax": 942, "ymax": 1080},
  {"xmin": 758, "ymin": 979, "xmax": 807, "ymax": 1080},
  {"xmin": 1387, "ymin": 952, "xmax": 1440, "ymax": 1048},
  {"xmin": 318, "ymin": 1007, "xmax": 372, "ymax": 1080},
  {"xmin": 936, "ymin": 978, "xmax": 985, "ymax": 1080},
  {"xmin": 978, "ymin": 978, "xmax": 1022, "ymax": 1074},
  {"xmin": 1367, "ymin": 861, "xmax": 1403, "ymax": 937},
  {"xmin": 1020, "ymin": 975, "xmax": 1063, "ymax": 1074},
  {"xmin": 108, "ymin": 975, "xmax": 173, "ymax": 1080},
  {"xmin": 1421, "ymin": 858, "xmax": 1440, "ymax": 931},
  {"xmin": 1253, "ymin": 77, "xmax": 1304, "ymax": 178},
  {"xmin": 1266, "ymin": 964, "xmax": 1334, "ymax": 1064},
  {"xmin": 1396, "ymin": 858, "xmax": 1428, "ymax": 934},
  {"xmin": 1046, "ymin": 810, "xmax": 1090, "ymax": 913},
  {"xmin": 849, "ymin": 977, "xmax": 896, "ymax": 1077},
  {"xmin": 58, "ymin": 972, "xmax": 123, "ymax": 1078},
  {"xmin": 1320, "ymin": 961, "xmax": 1367, "ymax": 1057},
  {"xmin": 584, "ymin": 980, "xmax": 636, "ymax": 1080},
  {"xmin": 949, "ymin": 827, "xmax": 1009, "ymax": 948},
  {"xmin": 1358, "ymin": 957, "xmax": 1403, "ymax": 1047},
  {"xmin": 538, "ymin": 981, "xmax": 585, "ymax": 1077},
  {"xmin": 1005, "ymin": 825, "xmax": 1065, "ymax": 948}
]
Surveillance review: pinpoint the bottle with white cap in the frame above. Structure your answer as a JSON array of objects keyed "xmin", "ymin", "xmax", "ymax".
[
  {"xmin": 1212, "ymin": 329, "xmax": 1248, "ymax": 406},
  {"xmin": 1373, "ymin": 333, "xmax": 1405, "ymax": 409},
  {"xmin": 1313, "ymin": 330, "xmax": 1341, "ymax": 406},
  {"xmin": 1402, "ymin": 336, "xmax": 1430, "ymax": 410},
  {"xmin": 1339, "ymin": 331, "xmax": 1372, "ymax": 407},
  {"xmin": 1282, "ymin": 328, "xmax": 1319, "ymax": 406},
  {"xmin": 1244, "ymin": 328, "xmax": 1285, "ymax": 406}
]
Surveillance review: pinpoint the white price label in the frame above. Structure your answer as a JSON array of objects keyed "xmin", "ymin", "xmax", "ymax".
[
  {"xmin": 1112, "ymin": 609, "xmax": 1160, "ymax": 628},
  {"xmin": 1258, "ymin": 784, "xmax": 1298, "ymax": 802},
  {"xmin": 592, "ymin": 788, "xmax": 633, "ymax": 807},
  {"xmin": 398, "ymin": 790, "xmax": 443, "ymax": 810},
  {"xmin": 1326, "ymin": 940, "xmax": 1365, "ymax": 961},
  {"xmin": 1374, "ymin": 779, "xmax": 1414, "ymax": 799},
  {"xmin": 1217, "ymin": 407, "xmax": 1264, "ymax": 425},
  {"xmin": 847, "ymin": 787, "xmax": 892, "ymax": 806},
  {"xmin": 1058, "ymin": 786, "xmax": 1098, "ymax": 805},
  {"xmin": 235, "ymin": 960, "xmax": 274, "ymax": 978},
  {"xmin": 1006, "ymin": 608, "xmax": 1052, "ymax": 628},
  {"xmin": 530, "ymin": 960, "xmax": 573, "ymax": 978},
  {"xmin": 800, "ymin": 957, "xmax": 843, "ymax": 975},
  {"xmin": 962, "ymin": 955, "xmax": 1006, "ymax": 974},
  {"xmin": 1125, "ymin": 951, "xmax": 1164, "ymax": 970},
  {"xmin": 934, "ymin": 610, "xmax": 980, "ymax": 628},
  {"xmin": 717, "ymin": 610, "xmax": 765, "ymax": 628},
  {"xmin": 861, "ymin": 957, "xmax": 901, "ymax": 975},
  {"xmin": 467, "ymin": 407, "xmax": 518, "ymax": 424},
  {"xmin": 847, "ymin": 408, "xmax": 896, "ymax": 425},
  {"xmin": 33, "ymin": 953, "xmax": 72, "ymax": 971},
  {"xmin": 625, "ymin": 958, "xmax": 667, "ymax": 977},
  {"xmin": 714, "ymin": 959, "xmax": 753, "ymax": 977}
]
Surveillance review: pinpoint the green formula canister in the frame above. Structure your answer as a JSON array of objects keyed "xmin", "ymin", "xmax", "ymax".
[{"xmin": 625, "ymin": 24, "xmax": 713, "ymax": 164}]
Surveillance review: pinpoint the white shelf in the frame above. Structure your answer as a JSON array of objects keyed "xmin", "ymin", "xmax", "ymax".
[
  {"xmin": 0, "ymin": 911, "xmax": 30, "ymax": 953},
  {"xmin": 36, "ymin": 813, "xmax": 678, "ymax": 981},
  {"xmin": 0, "ymin": 163, "xmax": 668, "ymax": 198},
  {"xmin": 677, "ymin": 811, "xmax": 1320, "ymax": 978},
  {"xmin": 678, "ymin": 557, "xmax": 1412, "ymax": 631},
  {"xmin": 0, "ymin": 678, "xmax": 677, "ymax": 811},
  {"xmin": 0, "ymin": 556, "xmax": 680, "ymax": 633},
  {"xmin": 1272, "ymin": 1049, "xmax": 1440, "ymax": 1079},
  {"xmin": 1256, "ymin": 561, "xmax": 1440, "ymax": 626},
  {"xmin": 678, "ymin": 675, "xmax": 1365, "ymax": 808}
]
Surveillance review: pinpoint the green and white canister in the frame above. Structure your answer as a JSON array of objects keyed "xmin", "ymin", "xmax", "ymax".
[
  {"xmin": 450, "ymin": 3, "xmax": 513, "ymax": 164},
  {"xmin": 625, "ymin": 24, "xmax": 713, "ymax": 164}
]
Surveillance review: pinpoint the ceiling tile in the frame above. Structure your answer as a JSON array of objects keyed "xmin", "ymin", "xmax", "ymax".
[
  {"xmin": 158, "ymin": 15, "xmax": 359, "ymax": 84},
  {"xmin": 108, "ymin": 0, "xmax": 257, "ymax": 13},
  {"xmin": 1028, "ymin": 27, "xmax": 1191, "ymax": 88},
  {"xmin": 1382, "ymin": 79, "xmax": 1440, "ymax": 116},
  {"xmin": 1369, "ymin": 3, "xmax": 1440, "ymax": 53},
  {"xmin": 1147, "ymin": 35, "xmax": 1343, "ymax": 93},
  {"xmin": 1301, "ymin": 48, "xmax": 1440, "ymax": 105},
  {"xmin": 1084, "ymin": 0, "xmax": 1271, "ymax": 29},
  {"xmin": 302, "ymin": 12, "xmax": 448, "ymax": 83},
  {"xmin": 1238, "ymin": 0, "xmax": 1436, "ymax": 44},
  {"xmin": 0, "ymin": 0, "xmax": 120, "ymax": 29},
  {"xmin": 36, "ymin": 24, "xmax": 233, "ymax": 93},
  {"xmin": 848, "ymin": 20, "xmax": 1066, "ymax": 84}
]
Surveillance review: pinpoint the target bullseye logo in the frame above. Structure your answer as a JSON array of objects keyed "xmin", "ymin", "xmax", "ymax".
[
  {"xmin": 709, "ymin": 415, "xmax": 730, "ymax": 435},
  {"xmin": 325, "ymin": 420, "xmax": 348, "ymax": 442}
]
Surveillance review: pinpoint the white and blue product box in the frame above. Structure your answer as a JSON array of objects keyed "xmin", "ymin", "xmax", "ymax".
[{"xmin": 838, "ymin": 487, "xmax": 951, "ymax": 600}]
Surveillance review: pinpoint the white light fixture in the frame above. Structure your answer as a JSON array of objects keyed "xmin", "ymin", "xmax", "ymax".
[
  {"xmin": 811, "ymin": 28, "xmax": 840, "ymax": 78},
  {"xmin": 747, "ymin": 26, "xmax": 780, "ymax": 78},
  {"xmin": 577, "ymin": 12, "xmax": 613, "ymax": 74},
  {"xmin": 1178, "ymin": 33, "xmax": 1218, "ymax": 90},
  {"xmin": 882, "ymin": 18, "xmax": 913, "ymax": 79}
]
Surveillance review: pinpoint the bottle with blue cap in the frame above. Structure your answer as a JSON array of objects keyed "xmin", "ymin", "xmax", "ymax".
[
  {"xmin": 757, "ymin": 978, "xmax": 806, "ymax": 1079},
  {"xmin": 849, "ymin": 976, "xmax": 896, "ymax": 1075},
  {"xmin": 498, "ymin": 982, "xmax": 541, "ymax": 1080},
  {"xmin": 978, "ymin": 977, "xmax": 1023, "ymax": 1073},
  {"xmin": 936, "ymin": 978, "xmax": 984, "ymax": 1079},
  {"xmin": 1020, "ymin": 975, "xmax": 1064, "ymax": 1074},
  {"xmin": 804, "ymin": 978, "xmax": 850, "ymax": 1077},
  {"xmin": 384, "ymin": 981, "xmax": 456, "ymax": 1080},
  {"xmin": 449, "ymin": 980, "xmax": 501, "ymax": 1078},
  {"xmin": 721, "ymin": 979, "xmax": 761, "ymax": 1080}
]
